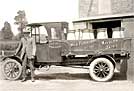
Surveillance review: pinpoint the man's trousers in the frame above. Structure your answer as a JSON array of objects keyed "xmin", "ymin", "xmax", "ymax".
[{"xmin": 22, "ymin": 55, "xmax": 35, "ymax": 79}]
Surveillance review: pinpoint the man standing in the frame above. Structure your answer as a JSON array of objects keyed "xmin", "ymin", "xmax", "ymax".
[{"xmin": 15, "ymin": 30, "xmax": 36, "ymax": 82}]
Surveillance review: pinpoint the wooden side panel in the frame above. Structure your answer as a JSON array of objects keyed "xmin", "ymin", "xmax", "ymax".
[
  {"xmin": 36, "ymin": 44, "xmax": 49, "ymax": 62},
  {"xmin": 48, "ymin": 47, "xmax": 62, "ymax": 62},
  {"xmin": 61, "ymin": 38, "xmax": 131, "ymax": 56}
]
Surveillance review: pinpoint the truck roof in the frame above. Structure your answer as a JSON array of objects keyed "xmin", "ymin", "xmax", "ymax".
[{"xmin": 27, "ymin": 22, "xmax": 68, "ymax": 27}]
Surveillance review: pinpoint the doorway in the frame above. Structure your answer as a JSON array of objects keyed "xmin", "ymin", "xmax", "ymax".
[{"xmin": 92, "ymin": 20, "xmax": 121, "ymax": 38}]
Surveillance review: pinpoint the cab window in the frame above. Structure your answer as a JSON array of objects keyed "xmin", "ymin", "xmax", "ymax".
[
  {"xmin": 51, "ymin": 28, "xmax": 59, "ymax": 39},
  {"xmin": 31, "ymin": 26, "xmax": 48, "ymax": 43}
]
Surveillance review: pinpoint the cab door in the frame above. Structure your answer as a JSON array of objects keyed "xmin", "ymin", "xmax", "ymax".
[
  {"xmin": 33, "ymin": 26, "xmax": 62, "ymax": 63},
  {"xmin": 36, "ymin": 43, "xmax": 49, "ymax": 62},
  {"xmin": 36, "ymin": 40, "xmax": 62, "ymax": 63},
  {"xmin": 31, "ymin": 26, "xmax": 50, "ymax": 62},
  {"xmin": 48, "ymin": 40, "xmax": 62, "ymax": 62},
  {"xmin": 47, "ymin": 28, "xmax": 62, "ymax": 62}
]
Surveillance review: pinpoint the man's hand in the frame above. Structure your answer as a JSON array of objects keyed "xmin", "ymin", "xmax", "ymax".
[{"xmin": 31, "ymin": 55, "xmax": 35, "ymax": 59}]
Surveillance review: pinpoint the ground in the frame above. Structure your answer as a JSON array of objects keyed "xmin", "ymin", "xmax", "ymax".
[{"xmin": 0, "ymin": 64, "xmax": 134, "ymax": 91}]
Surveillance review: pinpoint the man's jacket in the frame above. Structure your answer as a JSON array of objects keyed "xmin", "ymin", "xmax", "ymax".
[{"xmin": 15, "ymin": 37, "xmax": 36, "ymax": 59}]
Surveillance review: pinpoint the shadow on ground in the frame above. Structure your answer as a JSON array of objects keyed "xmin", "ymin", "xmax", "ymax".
[{"xmin": 34, "ymin": 72, "xmax": 126, "ymax": 81}]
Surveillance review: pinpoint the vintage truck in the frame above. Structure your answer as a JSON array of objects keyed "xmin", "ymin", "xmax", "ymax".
[{"xmin": 1, "ymin": 22, "xmax": 131, "ymax": 82}]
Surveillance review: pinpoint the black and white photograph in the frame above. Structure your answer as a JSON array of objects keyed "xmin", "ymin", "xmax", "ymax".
[{"xmin": 0, "ymin": 0, "xmax": 134, "ymax": 91}]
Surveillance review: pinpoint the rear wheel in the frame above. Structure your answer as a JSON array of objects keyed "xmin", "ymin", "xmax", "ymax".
[
  {"xmin": 89, "ymin": 58, "xmax": 114, "ymax": 82},
  {"xmin": 2, "ymin": 58, "xmax": 22, "ymax": 80}
]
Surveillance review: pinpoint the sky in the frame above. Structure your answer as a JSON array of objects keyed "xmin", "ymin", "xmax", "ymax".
[{"xmin": 0, "ymin": 0, "xmax": 78, "ymax": 35}]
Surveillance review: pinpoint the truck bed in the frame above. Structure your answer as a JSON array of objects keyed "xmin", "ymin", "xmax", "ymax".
[{"xmin": 61, "ymin": 38, "xmax": 131, "ymax": 56}]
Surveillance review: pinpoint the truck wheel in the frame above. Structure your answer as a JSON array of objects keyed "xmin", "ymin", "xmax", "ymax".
[
  {"xmin": 2, "ymin": 58, "xmax": 22, "ymax": 80},
  {"xmin": 89, "ymin": 58, "xmax": 114, "ymax": 82}
]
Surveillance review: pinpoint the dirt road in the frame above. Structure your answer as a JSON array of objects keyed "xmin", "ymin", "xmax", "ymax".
[{"xmin": 0, "ymin": 66, "xmax": 134, "ymax": 91}]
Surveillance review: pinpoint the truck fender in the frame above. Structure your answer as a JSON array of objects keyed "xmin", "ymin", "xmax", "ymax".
[
  {"xmin": 2, "ymin": 55, "xmax": 22, "ymax": 64},
  {"xmin": 87, "ymin": 55, "xmax": 116, "ymax": 68}
]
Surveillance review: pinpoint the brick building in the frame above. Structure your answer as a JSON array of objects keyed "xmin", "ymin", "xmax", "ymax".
[
  {"xmin": 73, "ymin": 0, "xmax": 134, "ymax": 82},
  {"xmin": 79, "ymin": 0, "xmax": 134, "ymax": 18}
]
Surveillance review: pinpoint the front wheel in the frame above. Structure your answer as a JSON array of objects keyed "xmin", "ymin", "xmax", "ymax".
[
  {"xmin": 2, "ymin": 58, "xmax": 22, "ymax": 80},
  {"xmin": 89, "ymin": 58, "xmax": 114, "ymax": 82}
]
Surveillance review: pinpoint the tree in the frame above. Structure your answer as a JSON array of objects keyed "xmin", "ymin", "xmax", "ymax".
[
  {"xmin": 14, "ymin": 10, "xmax": 28, "ymax": 34},
  {"xmin": 0, "ymin": 21, "xmax": 14, "ymax": 40},
  {"xmin": 12, "ymin": 32, "xmax": 22, "ymax": 40}
]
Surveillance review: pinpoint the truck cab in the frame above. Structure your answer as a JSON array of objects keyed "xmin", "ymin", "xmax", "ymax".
[{"xmin": 26, "ymin": 22, "xmax": 68, "ymax": 64}]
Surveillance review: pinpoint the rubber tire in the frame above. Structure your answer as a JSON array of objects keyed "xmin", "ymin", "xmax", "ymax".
[
  {"xmin": 2, "ymin": 58, "xmax": 22, "ymax": 81},
  {"xmin": 89, "ymin": 58, "xmax": 114, "ymax": 82}
]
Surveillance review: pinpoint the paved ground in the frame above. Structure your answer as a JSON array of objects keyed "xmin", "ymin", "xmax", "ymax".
[{"xmin": 0, "ymin": 65, "xmax": 134, "ymax": 91}]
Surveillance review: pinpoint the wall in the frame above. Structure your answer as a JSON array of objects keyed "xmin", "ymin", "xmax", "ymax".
[
  {"xmin": 79, "ymin": 0, "xmax": 98, "ymax": 17},
  {"xmin": 73, "ymin": 22, "xmax": 87, "ymax": 29},
  {"xmin": 122, "ymin": 18, "xmax": 134, "ymax": 82},
  {"xmin": 79, "ymin": 0, "xmax": 134, "ymax": 18},
  {"xmin": 112, "ymin": 0, "xmax": 134, "ymax": 14}
]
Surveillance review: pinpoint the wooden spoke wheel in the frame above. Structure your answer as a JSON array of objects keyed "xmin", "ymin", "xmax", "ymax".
[
  {"xmin": 89, "ymin": 58, "xmax": 114, "ymax": 82},
  {"xmin": 2, "ymin": 58, "xmax": 22, "ymax": 80}
]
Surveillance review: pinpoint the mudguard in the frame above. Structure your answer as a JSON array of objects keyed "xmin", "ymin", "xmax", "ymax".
[
  {"xmin": 87, "ymin": 54, "xmax": 116, "ymax": 68},
  {"xmin": 1, "ymin": 55, "xmax": 22, "ymax": 64}
]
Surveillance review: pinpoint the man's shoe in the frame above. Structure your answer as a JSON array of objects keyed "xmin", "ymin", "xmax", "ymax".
[
  {"xmin": 21, "ymin": 78, "xmax": 26, "ymax": 82},
  {"xmin": 31, "ymin": 78, "xmax": 35, "ymax": 82}
]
